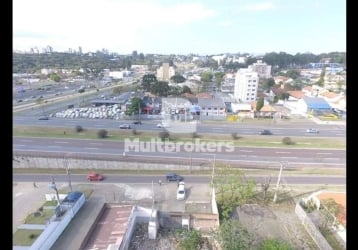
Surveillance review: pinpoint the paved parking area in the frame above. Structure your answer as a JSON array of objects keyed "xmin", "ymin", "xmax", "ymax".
[{"xmin": 13, "ymin": 181, "xmax": 212, "ymax": 249}]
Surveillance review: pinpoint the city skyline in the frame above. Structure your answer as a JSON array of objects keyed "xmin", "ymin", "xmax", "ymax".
[{"xmin": 13, "ymin": 0, "xmax": 346, "ymax": 55}]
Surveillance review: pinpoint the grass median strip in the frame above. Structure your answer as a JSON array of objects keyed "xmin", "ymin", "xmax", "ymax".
[{"xmin": 13, "ymin": 125, "xmax": 345, "ymax": 149}]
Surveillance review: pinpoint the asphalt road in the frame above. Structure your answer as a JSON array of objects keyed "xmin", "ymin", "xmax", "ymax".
[
  {"xmin": 13, "ymin": 116, "xmax": 346, "ymax": 137},
  {"xmin": 13, "ymin": 137, "xmax": 346, "ymax": 167},
  {"xmin": 13, "ymin": 173, "xmax": 346, "ymax": 185}
]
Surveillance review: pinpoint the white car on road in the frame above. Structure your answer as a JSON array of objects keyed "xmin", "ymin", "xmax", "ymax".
[
  {"xmin": 176, "ymin": 181, "xmax": 185, "ymax": 200},
  {"xmin": 157, "ymin": 123, "xmax": 169, "ymax": 128}
]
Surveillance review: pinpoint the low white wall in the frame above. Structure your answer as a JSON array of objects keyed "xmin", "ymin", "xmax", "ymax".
[{"xmin": 30, "ymin": 193, "xmax": 85, "ymax": 250}]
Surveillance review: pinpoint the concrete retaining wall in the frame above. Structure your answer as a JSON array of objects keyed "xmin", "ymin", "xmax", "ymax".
[
  {"xmin": 13, "ymin": 155, "xmax": 205, "ymax": 171},
  {"xmin": 295, "ymin": 203, "xmax": 332, "ymax": 250}
]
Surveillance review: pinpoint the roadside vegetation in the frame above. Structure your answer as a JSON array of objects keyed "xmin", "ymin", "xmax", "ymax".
[{"xmin": 13, "ymin": 125, "xmax": 345, "ymax": 149}]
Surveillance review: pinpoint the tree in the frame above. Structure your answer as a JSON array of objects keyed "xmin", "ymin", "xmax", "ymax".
[
  {"xmin": 214, "ymin": 72, "xmax": 225, "ymax": 89},
  {"xmin": 258, "ymin": 238, "xmax": 293, "ymax": 250},
  {"xmin": 214, "ymin": 165, "xmax": 256, "ymax": 220},
  {"xmin": 216, "ymin": 219, "xmax": 253, "ymax": 249},
  {"xmin": 50, "ymin": 73, "xmax": 60, "ymax": 82},
  {"xmin": 142, "ymin": 74, "xmax": 157, "ymax": 92},
  {"xmin": 170, "ymin": 74, "xmax": 186, "ymax": 84},
  {"xmin": 176, "ymin": 229, "xmax": 202, "ymax": 250},
  {"xmin": 256, "ymin": 97, "xmax": 264, "ymax": 111},
  {"xmin": 285, "ymin": 69, "xmax": 300, "ymax": 79},
  {"xmin": 262, "ymin": 78, "xmax": 276, "ymax": 91},
  {"xmin": 200, "ymin": 72, "xmax": 213, "ymax": 83},
  {"xmin": 181, "ymin": 85, "xmax": 192, "ymax": 94},
  {"xmin": 151, "ymin": 81, "xmax": 170, "ymax": 96},
  {"xmin": 125, "ymin": 97, "xmax": 143, "ymax": 116},
  {"xmin": 319, "ymin": 198, "xmax": 341, "ymax": 232}
]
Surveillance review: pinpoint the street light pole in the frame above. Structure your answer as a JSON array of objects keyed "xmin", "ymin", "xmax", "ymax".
[
  {"xmin": 211, "ymin": 154, "xmax": 216, "ymax": 188},
  {"xmin": 64, "ymin": 157, "xmax": 73, "ymax": 192},
  {"xmin": 273, "ymin": 162, "xmax": 284, "ymax": 203}
]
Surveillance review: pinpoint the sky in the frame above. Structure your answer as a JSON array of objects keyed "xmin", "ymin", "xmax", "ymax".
[{"xmin": 13, "ymin": 0, "xmax": 346, "ymax": 55}]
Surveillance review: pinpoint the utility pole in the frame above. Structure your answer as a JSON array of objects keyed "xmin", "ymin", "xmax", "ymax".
[
  {"xmin": 64, "ymin": 157, "xmax": 73, "ymax": 192},
  {"xmin": 49, "ymin": 176, "xmax": 61, "ymax": 206},
  {"xmin": 273, "ymin": 162, "xmax": 284, "ymax": 203},
  {"xmin": 211, "ymin": 154, "xmax": 216, "ymax": 187}
]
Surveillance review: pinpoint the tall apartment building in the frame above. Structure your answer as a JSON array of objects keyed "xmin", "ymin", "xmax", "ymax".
[
  {"xmin": 234, "ymin": 68, "xmax": 259, "ymax": 103},
  {"xmin": 248, "ymin": 60, "xmax": 272, "ymax": 79},
  {"xmin": 157, "ymin": 63, "xmax": 175, "ymax": 81}
]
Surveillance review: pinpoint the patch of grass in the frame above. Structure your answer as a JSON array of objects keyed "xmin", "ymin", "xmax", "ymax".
[
  {"xmin": 13, "ymin": 229, "xmax": 44, "ymax": 246},
  {"xmin": 24, "ymin": 209, "xmax": 54, "ymax": 224},
  {"xmin": 321, "ymin": 229, "xmax": 346, "ymax": 250},
  {"xmin": 13, "ymin": 125, "xmax": 345, "ymax": 149},
  {"xmin": 43, "ymin": 200, "xmax": 57, "ymax": 206}
]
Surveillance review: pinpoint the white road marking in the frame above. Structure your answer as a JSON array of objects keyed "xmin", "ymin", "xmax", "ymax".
[
  {"xmin": 239, "ymin": 150, "xmax": 253, "ymax": 153},
  {"xmin": 54, "ymin": 141, "xmax": 68, "ymax": 144},
  {"xmin": 15, "ymin": 192, "xmax": 23, "ymax": 197},
  {"xmin": 48, "ymin": 146, "xmax": 61, "ymax": 148},
  {"xmin": 276, "ymin": 151, "xmax": 290, "ymax": 154},
  {"xmin": 317, "ymin": 153, "xmax": 332, "ymax": 155},
  {"xmin": 86, "ymin": 147, "xmax": 99, "ymax": 150}
]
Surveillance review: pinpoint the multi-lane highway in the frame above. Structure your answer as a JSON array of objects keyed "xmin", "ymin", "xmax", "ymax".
[
  {"xmin": 13, "ymin": 137, "xmax": 346, "ymax": 167},
  {"xmin": 13, "ymin": 116, "xmax": 346, "ymax": 137}
]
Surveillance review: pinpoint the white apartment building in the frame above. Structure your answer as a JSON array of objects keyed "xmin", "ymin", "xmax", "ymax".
[
  {"xmin": 234, "ymin": 68, "xmax": 259, "ymax": 103},
  {"xmin": 248, "ymin": 60, "xmax": 272, "ymax": 79},
  {"xmin": 157, "ymin": 63, "xmax": 175, "ymax": 81}
]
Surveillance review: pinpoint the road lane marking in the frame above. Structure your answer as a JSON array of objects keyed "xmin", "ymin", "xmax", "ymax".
[
  {"xmin": 86, "ymin": 147, "xmax": 99, "ymax": 150},
  {"xmin": 239, "ymin": 150, "xmax": 253, "ymax": 153},
  {"xmin": 13, "ymin": 144, "xmax": 25, "ymax": 147},
  {"xmin": 317, "ymin": 153, "xmax": 332, "ymax": 155},
  {"xmin": 48, "ymin": 146, "xmax": 61, "ymax": 148},
  {"xmin": 89, "ymin": 143, "xmax": 103, "ymax": 145},
  {"xmin": 19, "ymin": 140, "xmax": 33, "ymax": 142},
  {"xmin": 276, "ymin": 151, "xmax": 290, "ymax": 154},
  {"xmin": 280, "ymin": 157, "xmax": 297, "ymax": 159},
  {"xmin": 54, "ymin": 141, "xmax": 69, "ymax": 144}
]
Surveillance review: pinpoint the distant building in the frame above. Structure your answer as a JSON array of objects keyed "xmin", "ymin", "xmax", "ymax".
[
  {"xmin": 157, "ymin": 63, "xmax": 175, "ymax": 81},
  {"xmin": 248, "ymin": 60, "xmax": 272, "ymax": 78},
  {"xmin": 234, "ymin": 68, "xmax": 259, "ymax": 103},
  {"xmin": 198, "ymin": 98, "xmax": 226, "ymax": 117}
]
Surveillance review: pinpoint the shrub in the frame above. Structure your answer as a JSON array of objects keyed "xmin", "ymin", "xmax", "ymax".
[
  {"xmin": 97, "ymin": 129, "xmax": 108, "ymax": 138},
  {"xmin": 75, "ymin": 125, "xmax": 84, "ymax": 133},
  {"xmin": 191, "ymin": 132, "xmax": 200, "ymax": 138},
  {"xmin": 159, "ymin": 131, "xmax": 170, "ymax": 141},
  {"xmin": 282, "ymin": 137, "xmax": 294, "ymax": 145},
  {"xmin": 231, "ymin": 132, "xmax": 242, "ymax": 140}
]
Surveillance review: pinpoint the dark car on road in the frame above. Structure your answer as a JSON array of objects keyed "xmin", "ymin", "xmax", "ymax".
[
  {"xmin": 259, "ymin": 129, "xmax": 272, "ymax": 135},
  {"xmin": 166, "ymin": 173, "xmax": 184, "ymax": 182},
  {"xmin": 133, "ymin": 121, "xmax": 142, "ymax": 125}
]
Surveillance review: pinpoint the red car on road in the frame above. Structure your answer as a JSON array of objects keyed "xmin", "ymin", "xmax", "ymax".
[{"xmin": 87, "ymin": 173, "xmax": 104, "ymax": 181}]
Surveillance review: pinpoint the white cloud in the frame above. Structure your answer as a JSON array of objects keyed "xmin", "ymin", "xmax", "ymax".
[{"xmin": 13, "ymin": 0, "xmax": 215, "ymax": 52}]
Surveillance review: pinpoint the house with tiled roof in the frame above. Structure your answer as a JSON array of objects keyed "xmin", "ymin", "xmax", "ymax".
[
  {"xmin": 287, "ymin": 90, "xmax": 305, "ymax": 100},
  {"xmin": 251, "ymin": 101, "xmax": 278, "ymax": 118}
]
